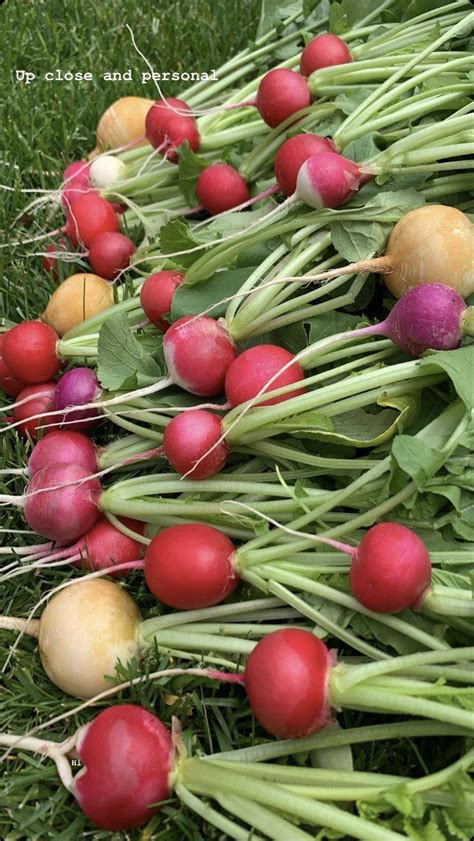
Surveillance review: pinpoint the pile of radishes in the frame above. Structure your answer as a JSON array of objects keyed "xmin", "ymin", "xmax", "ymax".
[{"xmin": 1, "ymin": 2, "xmax": 474, "ymax": 837}]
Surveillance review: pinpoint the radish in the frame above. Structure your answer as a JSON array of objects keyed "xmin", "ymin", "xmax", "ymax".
[
  {"xmin": 256, "ymin": 68, "xmax": 311, "ymax": 128},
  {"xmin": 29, "ymin": 430, "xmax": 98, "ymax": 476},
  {"xmin": 144, "ymin": 97, "xmax": 191, "ymax": 145},
  {"xmin": 225, "ymin": 344, "xmax": 306, "ymax": 408},
  {"xmin": 139, "ymin": 270, "xmax": 184, "ymax": 331},
  {"xmin": 88, "ymin": 231, "xmax": 136, "ymax": 280},
  {"xmin": 296, "ymin": 151, "xmax": 367, "ymax": 209},
  {"xmin": 89, "ymin": 155, "xmax": 125, "ymax": 190},
  {"xmin": 144, "ymin": 523, "xmax": 239, "ymax": 609},
  {"xmin": 64, "ymin": 193, "xmax": 119, "ymax": 248},
  {"xmin": 12, "ymin": 382, "xmax": 56, "ymax": 439},
  {"xmin": 43, "ymin": 273, "xmax": 114, "ymax": 337},
  {"xmin": 163, "ymin": 409, "xmax": 228, "ymax": 479},
  {"xmin": 53, "ymin": 367, "xmax": 101, "ymax": 430},
  {"xmin": 24, "ymin": 463, "xmax": 101, "ymax": 542},
  {"xmin": 146, "ymin": 107, "xmax": 200, "ymax": 162},
  {"xmin": 93, "ymin": 96, "xmax": 154, "ymax": 154},
  {"xmin": 42, "ymin": 239, "xmax": 69, "ymax": 282},
  {"xmin": 196, "ymin": 164, "xmax": 250, "ymax": 215},
  {"xmin": 74, "ymin": 705, "xmax": 173, "ymax": 830},
  {"xmin": 244, "ymin": 629, "xmax": 474, "ymax": 739},
  {"xmin": 74, "ymin": 516, "xmax": 145, "ymax": 576},
  {"xmin": 300, "ymin": 34, "xmax": 352, "ymax": 77},
  {"xmin": 61, "ymin": 161, "xmax": 92, "ymax": 208},
  {"xmin": 2, "ymin": 321, "xmax": 61, "ymax": 383},
  {"xmin": 0, "ymin": 336, "xmax": 26, "ymax": 397},
  {"xmin": 274, "ymin": 133, "xmax": 336, "ymax": 197},
  {"xmin": 162, "ymin": 315, "xmax": 237, "ymax": 395}
]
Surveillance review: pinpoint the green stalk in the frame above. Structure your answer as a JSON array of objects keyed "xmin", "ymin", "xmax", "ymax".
[{"xmin": 176, "ymin": 784, "xmax": 266, "ymax": 841}]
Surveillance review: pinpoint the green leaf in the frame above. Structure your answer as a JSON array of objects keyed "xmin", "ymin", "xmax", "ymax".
[
  {"xmin": 159, "ymin": 218, "xmax": 208, "ymax": 269},
  {"xmin": 177, "ymin": 142, "xmax": 208, "ymax": 206},
  {"xmin": 307, "ymin": 309, "xmax": 362, "ymax": 343},
  {"xmin": 392, "ymin": 437, "xmax": 448, "ymax": 489},
  {"xmin": 310, "ymin": 723, "xmax": 354, "ymax": 773},
  {"xmin": 256, "ymin": 0, "xmax": 302, "ymax": 39},
  {"xmin": 171, "ymin": 266, "xmax": 261, "ymax": 320},
  {"xmin": 343, "ymin": 133, "xmax": 380, "ymax": 164},
  {"xmin": 97, "ymin": 314, "xmax": 162, "ymax": 391},
  {"xmin": 421, "ymin": 347, "xmax": 474, "ymax": 411},
  {"xmin": 329, "ymin": 2, "xmax": 348, "ymax": 34}
]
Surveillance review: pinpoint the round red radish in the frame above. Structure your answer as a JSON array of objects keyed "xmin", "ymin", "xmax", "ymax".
[
  {"xmin": 74, "ymin": 705, "xmax": 173, "ymax": 831},
  {"xmin": 196, "ymin": 164, "xmax": 250, "ymax": 215},
  {"xmin": 42, "ymin": 239, "xmax": 69, "ymax": 283},
  {"xmin": 2, "ymin": 321, "xmax": 60, "ymax": 383},
  {"xmin": 163, "ymin": 409, "xmax": 228, "ymax": 479},
  {"xmin": 300, "ymin": 34, "xmax": 352, "ymax": 77},
  {"xmin": 61, "ymin": 160, "xmax": 92, "ymax": 208},
  {"xmin": 296, "ymin": 151, "xmax": 365, "ymax": 208},
  {"xmin": 274, "ymin": 134, "xmax": 335, "ymax": 197},
  {"xmin": 0, "ymin": 336, "xmax": 26, "ymax": 397},
  {"xmin": 76, "ymin": 516, "xmax": 145, "ymax": 578},
  {"xmin": 64, "ymin": 194, "xmax": 119, "ymax": 248},
  {"xmin": 25, "ymin": 462, "xmax": 101, "ymax": 542},
  {"xmin": 139, "ymin": 270, "xmax": 184, "ymax": 332},
  {"xmin": 349, "ymin": 523, "xmax": 432, "ymax": 613},
  {"xmin": 147, "ymin": 113, "xmax": 200, "ymax": 162},
  {"xmin": 145, "ymin": 523, "xmax": 239, "ymax": 609},
  {"xmin": 12, "ymin": 382, "xmax": 56, "ymax": 440},
  {"xmin": 88, "ymin": 232, "xmax": 135, "ymax": 280},
  {"xmin": 145, "ymin": 97, "xmax": 191, "ymax": 144},
  {"xmin": 163, "ymin": 316, "xmax": 237, "ymax": 396},
  {"xmin": 29, "ymin": 430, "xmax": 98, "ymax": 476},
  {"xmin": 256, "ymin": 69, "xmax": 311, "ymax": 128},
  {"xmin": 53, "ymin": 367, "xmax": 101, "ymax": 430},
  {"xmin": 225, "ymin": 344, "xmax": 306, "ymax": 407},
  {"xmin": 245, "ymin": 628, "xmax": 333, "ymax": 738}
]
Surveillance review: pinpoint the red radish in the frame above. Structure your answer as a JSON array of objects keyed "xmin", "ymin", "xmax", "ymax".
[
  {"xmin": 75, "ymin": 516, "xmax": 144, "ymax": 577},
  {"xmin": 53, "ymin": 367, "xmax": 101, "ymax": 430},
  {"xmin": 64, "ymin": 194, "xmax": 119, "ymax": 248},
  {"xmin": 12, "ymin": 382, "xmax": 56, "ymax": 439},
  {"xmin": 245, "ymin": 628, "xmax": 333, "ymax": 738},
  {"xmin": 274, "ymin": 133, "xmax": 336, "ymax": 196},
  {"xmin": 88, "ymin": 232, "xmax": 135, "ymax": 280},
  {"xmin": 0, "ymin": 336, "xmax": 26, "ymax": 397},
  {"xmin": 25, "ymin": 463, "xmax": 101, "ymax": 542},
  {"xmin": 2, "ymin": 321, "xmax": 60, "ymax": 383},
  {"xmin": 61, "ymin": 160, "xmax": 92, "ymax": 208},
  {"xmin": 29, "ymin": 430, "xmax": 98, "ymax": 476},
  {"xmin": 256, "ymin": 69, "xmax": 311, "ymax": 128},
  {"xmin": 163, "ymin": 316, "xmax": 237, "ymax": 396},
  {"xmin": 225, "ymin": 344, "xmax": 306, "ymax": 407},
  {"xmin": 145, "ymin": 97, "xmax": 191, "ymax": 143},
  {"xmin": 163, "ymin": 410, "xmax": 228, "ymax": 479},
  {"xmin": 296, "ymin": 151, "xmax": 367, "ymax": 209},
  {"xmin": 300, "ymin": 34, "xmax": 353, "ymax": 77},
  {"xmin": 146, "ymin": 114, "xmax": 200, "ymax": 162},
  {"xmin": 144, "ymin": 523, "xmax": 239, "ymax": 609},
  {"xmin": 349, "ymin": 523, "xmax": 432, "ymax": 613},
  {"xmin": 196, "ymin": 164, "xmax": 250, "ymax": 215},
  {"xmin": 74, "ymin": 705, "xmax": 173, "ymax": 831},
  {"xmin": 139, "ymin": 270, "xmax": 184, "ymax": 331},
  {"xmin": 42, "ymin": 239, "xmax": 69, "ymax": 282}
]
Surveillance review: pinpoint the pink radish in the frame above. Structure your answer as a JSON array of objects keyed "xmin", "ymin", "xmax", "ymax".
[
  {"xmin": 13, "ymin": 382, "xmax": 56, "ymax": 440},
  {"xmin": 296, "ymin": 151, "xmax": 368, "ymax": 209},
  {"xmin": 0, "ymin": 336, "xmax": 26, "ymax": 397},
  {"xmin": 140, "ymin": 270, "xmax": 184, "ymax": 331},
  {"xmin": 29, "ymin": 430, "xmax": 98, "ymax": 476},
  {"xmin": 146, "ymin": 113, "xmax": 200, "ymax": 162},
  {"xmin": 300, "ymin": 34, "xmax": 353, "ymax": 77},
  {"xmin": 144, "ymin": 523, "xmax": 239, "ymax": 609},
  {"xmin": 64, "ymin": 194, "xmax": 120, "ymax": 248},
  {"xmin": 163, "ymin": 316, "xmax": 237, "ymax": 396},
  {"xmin": 274, "ymin": 133, "xmax": 336, "ymax": 197},
  {"xmin": 74, "ymin": 705, "xmax": 173, "ymax": 830},
  {"xmin": 256, "ymin": 68, "xmax": 311, "ymax": 128},
  {"xmin": 2, "ymin": 321, "xmax": 61, "ymax": 383},
  {"xmin": 53, "ymin": 367, "xmax": 102, "ymax": 430},
  {"xmin": 24, "ymin": 462, "xmax": 101, "ymax": 541},
  {"xmin": 163, "ymin": 409, "xmax": 228, "ymax": 479},
  {"xmin": 225, "ymin": 344, "xmax": 306, "ymax": 407},
  {"xmin": 61, "ymin": 160, "xmax": 92, "ymax": 208},
  {"xmin": 88, "ymin": 231, "xmax": 135, "ymax": 280},
  {"xmin": 145, "ymin": 97, "xmax": 191, "ymax": 143},
  {"xmin": 245, "ymin": 628, "xmax": 333, "ymax": 738},
  {"xmin": 196, "ymin": 163, "xmax": 250, "ymax": 215}
]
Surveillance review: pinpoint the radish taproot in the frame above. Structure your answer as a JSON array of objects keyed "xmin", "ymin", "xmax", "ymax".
[
  {"xmin": 53, "ymin": 367, "xmax": 101, "ymax": 430},
  {"xmin": 29, "ymin": 430, "xmax": 98, "ymax": 476},
  {"xmin": 12, "ymin": 382, "xmax": 56, "ymax": 439},
  {"xmin": 225, "ymin": 344, "xmax": 306, "ymax": 408},
  {"xmin": 163, "ymin": 315, "xmax": 237, "ymax": 395},
  {"xmin": 89, "ymin": 155, "xmax": 125, "ymax": 189},
  {"xmin": 43, "ymin": 273, "xmax": 114, "ymax": 336},
  {"xmin": 196, "ymin": 163, "xmax": 250, "ymax": 215},
  {"xmin": 24, "ymin": 463, "xmax": 101, "ymax": 542},
  {"xmin": 88, "ymin": 231, "xmax": 136, "ymax": 280},
  {"xmin": 140, "ymin": 270, "xmax": 185, "ymax": 331},
  {"xmin": 2, "ymin": 321, "xmax": 61, "ymax": 383},
  {"xmin": 92, "ymin": 96, "xmax": 154, "ymax": 154},
  {"xmin": 256, "ymin": 68, "xmax": 311, "ymax": 128},
  {"xmin": 300, "ymin": 34, "xmax": 352, "ymax": 76},
  {"xmin": 163, "ymin": 409, "xmax": 229, "ymax": 479},
  {"xmin": 64, "ymin": 193, "xmax": 120, "ymax": 248},
  {"xmin": 0, "ymin": 336, "xmax": 27, "ymax": 397},
  {"xmin": 274, "ymin": 133, "xmax": 336, "ymax": 197}
]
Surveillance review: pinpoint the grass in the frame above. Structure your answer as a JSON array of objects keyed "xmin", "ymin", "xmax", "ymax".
[{"xmin": 0, "ymin": 2, "xmax": 472, "ymax": 839}]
